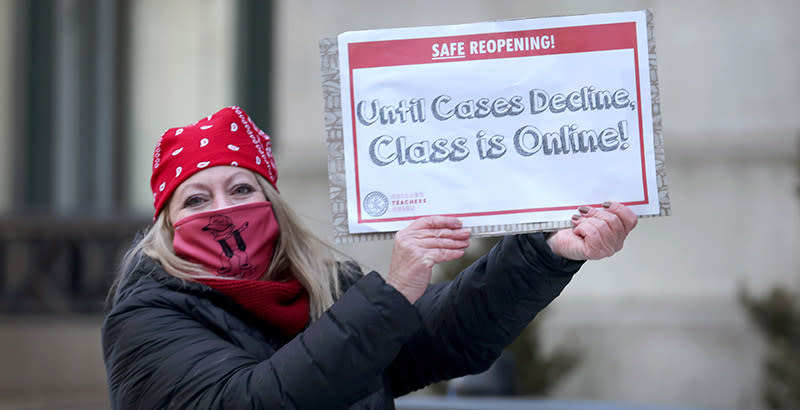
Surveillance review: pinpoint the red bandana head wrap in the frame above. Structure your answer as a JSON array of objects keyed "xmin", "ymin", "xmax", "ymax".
[{"xmin": 150, "ymin": 106, "xmax": 278, "ymax": 219}]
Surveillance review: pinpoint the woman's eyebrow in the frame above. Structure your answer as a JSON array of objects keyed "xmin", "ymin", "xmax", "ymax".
[
  {"xmin": 173, "ymin": 182, "xmax": 208, "ymax": 198},
  {"xmin": 224, "ymin": 171, "xmax": 255, "ymax": 185}
]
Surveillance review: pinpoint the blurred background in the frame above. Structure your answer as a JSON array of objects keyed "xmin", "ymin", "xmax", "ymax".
[{"xmin": 0, "ymin": 0, "xmax": 798, "ymax": 408}]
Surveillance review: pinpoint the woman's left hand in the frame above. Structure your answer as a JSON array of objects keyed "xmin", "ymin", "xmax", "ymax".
[{"xmin": 546, "ymin": 201, "xmax": 638, "ymax": 261}]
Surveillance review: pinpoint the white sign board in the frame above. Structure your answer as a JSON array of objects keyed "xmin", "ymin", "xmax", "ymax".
[{"xmin": 321, "ymin": 10, "xmax": 669, "ymax": 241}]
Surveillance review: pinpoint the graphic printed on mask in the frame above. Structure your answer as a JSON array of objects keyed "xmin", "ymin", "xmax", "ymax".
[
  {"xmin": 201, "ymin": 215, "xmax": 252, "ymax": 277},
  {"xmin": 172, "ymin": 202, "xmax": 280, "ymax": 280}
]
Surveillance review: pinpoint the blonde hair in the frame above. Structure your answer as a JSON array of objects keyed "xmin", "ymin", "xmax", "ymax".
[{"xmin": 112, "ymin": 172, "xmax": 340, "ymax": 320}]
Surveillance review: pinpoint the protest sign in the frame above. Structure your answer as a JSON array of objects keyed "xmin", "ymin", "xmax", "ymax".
[{"xmin": 321, "ymin": 10, "xmax": 669, "ymax": 243}]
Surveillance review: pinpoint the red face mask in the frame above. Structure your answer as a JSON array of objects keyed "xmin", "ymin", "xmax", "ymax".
[{"xmin": 172, "ymin": 202, "xmax": 280, "ymax": 280}]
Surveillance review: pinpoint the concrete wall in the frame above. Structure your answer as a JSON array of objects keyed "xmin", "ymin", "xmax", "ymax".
[
  {"xmin": 127, "ymin": 0, "xmax": 237, "ymax": 213},
  {"xmin": 270, "ymin": 1, "xmax": 800, "ymax": 408},
  {"xmin": 0, "ymin": 0, "xmax": 12, "ymax": 211},
  {"xmin": 0, "ymin": 318, "xmax": 108, "ymax": 406},
  {"xmin": 541, "ymin": 156, "xmax": 796, "ymax": 409},
  {"xmin": 271, "ymin": 0, "xmax": 800, "ymax": 169}
]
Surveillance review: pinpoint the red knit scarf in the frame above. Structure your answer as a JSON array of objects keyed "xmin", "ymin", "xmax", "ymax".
[{"xmin": 198, "ymin": 276, "xmax": 310, "ymax": 336}]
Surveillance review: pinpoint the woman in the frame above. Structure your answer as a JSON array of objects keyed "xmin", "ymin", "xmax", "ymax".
[{"xmin": 102, "ymin": 106, "xmax": 637, "ymax": 409}]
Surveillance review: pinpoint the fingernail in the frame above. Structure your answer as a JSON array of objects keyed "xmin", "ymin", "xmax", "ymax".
[
  {"xmin": 602, "ymin": 202, "xmax": 611, "ymax": 208},
  {"xmin": 571, "ymin": 214, "xmax": 581, "ymax": 220},
  {"xmin": 578, "ymin": 206, "xmax": 590, "ymax": 214}
]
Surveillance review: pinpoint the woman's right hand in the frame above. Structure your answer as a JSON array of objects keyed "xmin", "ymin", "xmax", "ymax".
[{"xmin": 387, "ymin": 216, "xmax": 471, "ymax": 304}]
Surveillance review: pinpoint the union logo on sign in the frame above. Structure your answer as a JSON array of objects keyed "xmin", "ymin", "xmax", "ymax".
[{"xmin": 363, "ymin": 191, "xmax": 389, "ymax": 217}]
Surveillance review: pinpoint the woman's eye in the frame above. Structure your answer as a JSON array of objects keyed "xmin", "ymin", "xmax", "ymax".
[
  {"xmin": 183, "ymin": 196, "xmax": 205, "ymax": 208},
  {"xmin": 232, "ymin": 184, "xmax": 255, "ymax": 195}
]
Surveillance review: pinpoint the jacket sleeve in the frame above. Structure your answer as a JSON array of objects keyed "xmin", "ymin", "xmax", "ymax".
[
  {"xmin": 102, "ymin": 272, "xmax": 421, "ymax": 410},
  {"xmin": 387, "ymin": 233, "xmax": 584, "ymax": 396}
]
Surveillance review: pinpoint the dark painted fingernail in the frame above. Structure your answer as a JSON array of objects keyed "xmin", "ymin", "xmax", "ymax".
[
  {"xmin": 571, "ymin": 214, "xmax": 581, "ymax": 220},
  {"xmin": 578, "ymin": 206, "xmax": 590, "ymax": 214},
  {"xmin": 602, "ymin": 202, "xmax": 611, "ymax": 208}
]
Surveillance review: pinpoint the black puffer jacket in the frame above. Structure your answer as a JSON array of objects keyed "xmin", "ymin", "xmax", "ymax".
[{"xmin": 102, "ymin": 233, "xmax": 582, "ymax": 409}]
